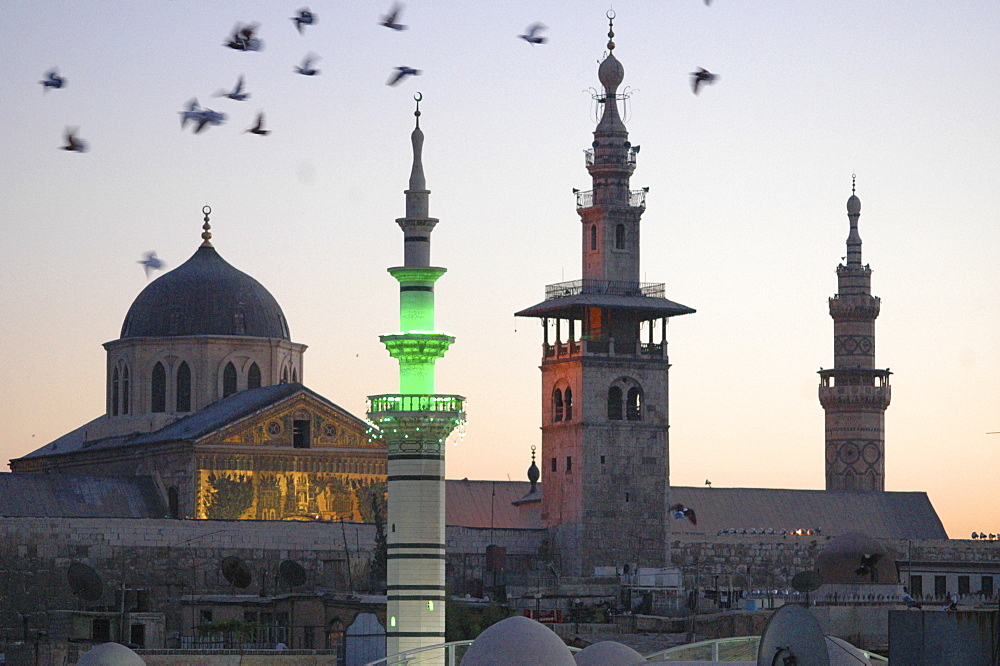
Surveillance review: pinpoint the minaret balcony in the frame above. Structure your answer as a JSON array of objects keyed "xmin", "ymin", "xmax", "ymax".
[
  {"xmin": 545, "ymin": 278, "xmax": 664, "ymax": 300},
  {"xmin": 584, "ymin": 148, "xmax": 637, "ymax": 168},
  {"xmin": 367, "ymin": 394, "xmax": 466, "ymax": 452},
  {"xmin": 575, "ymin": 189, "xmax": 647, "ymax": 209},
  {"xmin": 818, "ymin": 384, "xmax": 891, "ymax": 408},
  {"xmin": 543, "ymin": 339, "xmax": 666, "ymax": 361},
  {"xmin": 829, "ymin": 295, "xmax": 880, "ymax": 319}
]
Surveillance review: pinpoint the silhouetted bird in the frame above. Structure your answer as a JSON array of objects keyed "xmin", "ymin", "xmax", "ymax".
[
  {"xmin": 855, "ymin": 553, "xmax": 881, "ymax": 581},
  {"xmin": 690, "ymin": 67, "xmax": 717, "ymax": 94},
  {"xmin": 39, "ymin": 68, "xmax": 65, "ymax": 92},
  {"xmin": 387, "ymin": 66, "xmax": 421, "ymax": 86},
  {"xmin": 225, "ymin": 22, "xmax": 263, "ymax": 51},
  {"xmin": 137, "ymin": 251, "xmax": 164, "ymax": 278},
  {"xmin": 705, "ymin": 479, "xmax": 712, "ymax": 487},
  {"xmin": 380, "ymin": 2, "xmax": 407, "ymax": 31},
  {"xmin": 519, "ymin": 22, "xmax": 548, "ymax": 45},
  {"xmin": 214, "ymin": 75, "xmax": 250, "ymax": 101},
  {"xmin": 670, "ymin": 503, "xmax": 697, "ymax": 525},
  {"xmin": 291, "ymin": 8, "xmax": 316, "ymax": 34},
  {"xmin": 61, "ymin": 127, "xmax": 88, "ymax": 152},
  {"xmin": 295, "ymin": 54, "xmax": 320, "ymax": 76},
  {"xmin": 245, "ymin": 112, "xmax": 270, "ymax": 135},
  {"xmin": 178, "ymin": 99, "xmax": 227, "ymax": 133},
  {"xmin": 901, "ymin": 587, "xmax": 921, "ymax": 609}
]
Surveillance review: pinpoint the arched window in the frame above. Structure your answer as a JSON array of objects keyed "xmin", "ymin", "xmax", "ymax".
[
  {"xmin": 552, "ymin": 388, "xmax": 564, "ymax": 422},
  {"xmin": 121, "ymin": 365, "xmax": 130, "ymax": 415},
  {"xmin": 167, "ymin": 487, "xmax": 180, "ymax": 519},
  {"xmin": 291, "ymin": 367, "xmax": 298, "ymax": 383},
  {"xmin": 564, "ymin": 387, "xmax": 573, "ymax": 421},
  {"xmin": 281, "ymin": 366, "xmax": 289, "ymax": 383},
  {"xmin": 151, "ymin": 362, "xmax": 166, "ymax": 413},
  {"xmin": 607, "ymin": 386, "xmax": 623, "ymax": 420},
  {"xmin": 111, "ymin": 367, "xmax": 120, "ymax": 416},
  {"xmin": 626, "ymin": 387, "xmax": 642, "ymax": 421},
  {"xmin": 590, "ymin": 224, "xmax": 597, "ymax": 251},
  {"xmin": 223, "ymin": 362, "xmax": 237, "ymax": 398},
  {"xmin": 615, "ymin": 224, "xmax": 626, "ymax": 250},
  {"xmin": 247, "ymin": 362, "xmax": 261, "ymax": 389},
  {"xmin": 176, "ymin": 362, "xmax": 191, "ymax": 413}
]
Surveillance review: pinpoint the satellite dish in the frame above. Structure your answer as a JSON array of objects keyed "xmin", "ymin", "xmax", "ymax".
[
  {"xmin": 278, "ymin": 560, "xmax": 307, "ymax": 588},
  {"xmin": 757, "ymin": 604, "xmax": 830, "ymax": 666},
  {"xmin": 67, "ymin": 562, "xmax": 104, "ymax": 602},
  {"xmin": 220, "ymin": 557, "xmax": 252, "ymax": 589},
  {"xmin": 792, "ymin": 571, "xmax": 824, "ymax": 593}
]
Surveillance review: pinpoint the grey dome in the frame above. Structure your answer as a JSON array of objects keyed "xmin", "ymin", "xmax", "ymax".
[
  {"xmin": 847, "ymin": 194, "xmax": 861, "ymax": 215},
  {"xmin": 462, "ymin": 615, "xmax": 575, "ymax": 665},
  {"xmin": 575, "ymin": 640, "xmax": 645, "ymax": 665},
  {"xmin": 599, "ymin": 54, "xmax": 624, "ymax": 91},
  {"xmin": 77, "ymin": 642, "xmax": 146, "ymax": 665},
  {"xmin": 816, "ymin": 531, "xmax": 896, "ymax": 585},
  {"xmin": 121, "ymin": 245, "xmax": 290, "ymax": 340}
]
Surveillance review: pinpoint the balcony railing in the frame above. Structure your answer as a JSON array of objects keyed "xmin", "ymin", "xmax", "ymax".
[
  {"xmin": 543, "ymin": 339, "xmax": 665, "ymax": 360},
  {"xmin": 574, "ymin": 188, "xmax": 647, "ymax": 209},
  {"xmin": 545, "ymin": 279, "xmax": 665, "ymax": 300},
  {"xmin": 367, "ymin": 394, "xmax": 465, "ymax": 414},
  {"xmin": 584, "ymin": 148, "xmax": 637, "ymax": 168}
]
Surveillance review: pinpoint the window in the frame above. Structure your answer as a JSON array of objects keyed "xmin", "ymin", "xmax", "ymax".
[
  {"xmin": 600, "ymin": 455, "xmax": 606, "ymax": 464},
  {"xmin": 626, "ymin": 387, "xmax": 642, "ymax": 421},
  {"xmin": 291, "ymin": 368, "xmax": 298, "ymax": 382},
  {"xmin": 151, "ymin": 362, "xmax": 166, "ymax": 413},
  {"xmin": 982, "ymin": 576, "xmax": 994, "ymax": 598},
  {"xmin": 615, "ymin": 224, "xmax": 625, "ymax": 250},
  {"xmin": 176, "ymin": 362, "xmax": 191, "ymax": 413},
  {"xmin": 607, "ymin": 386, "xmax": 623, "ymax": 420},
  {"xmin": 92, "ymin": 618, "xmax": 111, "ymax": 642},
  {"xmin": 552, "ymin": 388, "xmax": 564, "ymax": 422},
  {"xmin": 958, "ymin": 575, "xmax": 970, "ymax": 596},
  {"xmin": 551, "ymin": 458, "xmax": 557, "ymax": 473},
  {"xmin": 167, "ymin": 487, "xmax": 180, "ymax": 519},
  {"xmin": 281, "ymin": 366, "xmax": 289, "ymax": 383},
  {"xmin": 293, "ymin": 420, "xmax": 311, "ymax": 448},
  {"xmin": 122, "ymin": 365, "xmax": 130, "ymax": 414},
  {"xmin": 248, "ymin": 362, "xmax": 261, "ymax": 389},
  {"xmin": 112, "ymin": 367, "xmax": 120, "ymax": 416},
  {"xmin": 934, "ymin": 575, "xmax": 947, "ymax": 598},
  {"xmin": 223, "ymin": 361, "xmax": 237, "ymax": 398},
  {"xmin": 564, "ymin": 387, "xmax": 573, "ymax": 420},
  {"xmin": 590, "ymin": 224, "xmax": 597, "ymax": 251},
  {"xmin": 565, "ymin": 456, "xmax": 572, "ymax": 473},
  {"xmin": 909, "ymin": 574, "xmax": 923, "ymax": 598}
]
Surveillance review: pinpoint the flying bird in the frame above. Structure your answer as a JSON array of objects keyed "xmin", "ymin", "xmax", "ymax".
[
  {"xmin": 245, "ymin": 112, "xmax": 270, "ymax": 135},
  {"xmin": 137, "ymin": 251, "xmax": 164, "ymax": 278},
  {"xmin": 295, "ymin": 53, "xmax": 320, "ymax": 76},
  {"xmin": 39, "ymin": 68, "xmax": 65, "ymax": 92},
  {"xmin": 379, "ymin": 2, "xmax": 407, "ymax": 30},
  {"xmin": 855, "ymin": 553, "xmax": 881, "ymax": 580},
  {"xmin": 690, "ymin": 67, "xmax": 717, "ymax": 94},
  {"xmin": 519, "ymin": 22, "xmax": 548, "ymax": 45},
  {"xmin": 178, "ymin": 99, "xmax": 227, "ymax": 134},
  {"xmin": 387, "ymin": 66, "xmax": 421, "ymax": 86},
  {"xmin": 225, "ymin": 22, "xmax": 263, "ymax": 51},
  {"xmin": 214, "ymin": 75, "xmax": 250, "ymax": 101},
  {"xmin": 670, "ymin": 503, "xmax": 697, "ymax": 525},
  {"xmin": 60, "ymin": 127, "xmax": 88, "ymax": 153},
  {"xmin": 291, "ymin": 8, "xmax": 316, "ymax": 34}
]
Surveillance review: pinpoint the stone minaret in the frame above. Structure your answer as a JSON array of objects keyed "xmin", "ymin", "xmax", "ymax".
[
  {"xmin": 367, "ymin": 97, "xmax": 465, "ymax": 660},
  {"xmin": 516, "ymin": 15, "xmax": 694, "ymax": 576},
  {"xmin": 818, "ymin": 180, "xmax": 891, "ymax": 491}
]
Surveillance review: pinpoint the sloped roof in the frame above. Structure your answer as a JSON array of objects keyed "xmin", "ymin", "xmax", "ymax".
[
  {"xmin": 667, "ymin": 486, "xmax": 947, "ymax": 540},
  {"xmin": 0, "ymin": 473, "xmax": 167, "ymax": 518},
  {"xmin": 15, "ymin": 383, "xmax": 369, "ymax": 461},
  {"xmin": 445, "ymin": 479, "xmax": 541, "ymax": 529},
  {"xmin": 516, "ymin": 293, "xmax": 695, "ymax": 320}
]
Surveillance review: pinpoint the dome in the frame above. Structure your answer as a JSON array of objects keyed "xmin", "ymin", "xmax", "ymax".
[
  {"xmin": 575, "ymin": 640, "xmax": 645, "ymax": 665},
  {"xmin": 462, "ymin": 615, "xmax": 575, "ymax": 665},
  {"xmin": 816, "ymin": 531, "xmax": 897, "ymax": 585},
  {"xmin": 847, "ymin": 194, "xmax": 861, "ymax": 215},
  {"xmin": 121, "ymin": 245, "xmax": 290, "ymax": 340},
  {"xmin": 598, "ymin": 54, "xmax": 624, "ymax": 91},
  {"xmin": 77, "ymin": 642, "xmax": 146, "ymax": 666}
]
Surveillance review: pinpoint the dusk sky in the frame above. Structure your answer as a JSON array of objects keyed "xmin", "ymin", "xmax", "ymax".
[{"xmin": 1, "ymin": 1, "xmax": 997, "ymax": 539}]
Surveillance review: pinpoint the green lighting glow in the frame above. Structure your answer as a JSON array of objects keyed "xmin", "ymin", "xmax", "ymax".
[
  {"xmin": 427, "ymin": 600, "xmax": 434, "ymax": 611},
  {"xmin": 390, "ymin": 616, "xmax": 397, "ymax": 627}
]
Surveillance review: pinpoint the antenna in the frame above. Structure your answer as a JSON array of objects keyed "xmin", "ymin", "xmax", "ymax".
[
  {"xmin": 67, "ymin": 562, "xmax": 104, "ymax": 603},
  {"xmin": 278, "ymin": 559, "xmax": 308, "ymax": 589},
  {"xmin": 756, "ymin": 604, "xmax": 829, "ymax": 666},
  {"xmin": 220, "ymin": 556, "xmax": 252, "ymax": 589}
]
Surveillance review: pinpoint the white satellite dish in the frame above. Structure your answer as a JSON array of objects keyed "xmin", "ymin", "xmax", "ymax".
[{"xmin": 757, "ymin": 604, "xmax": 830, "ymax": 666}]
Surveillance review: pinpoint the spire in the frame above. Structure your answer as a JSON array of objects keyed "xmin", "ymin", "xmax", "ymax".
[
  {"xmin": 846, "ymin": 174, "xmax": 862, "ymax": 266},
  {"xmin": 527, "ymin": 445, "xmax": 539, "ymax": 493},
  {"xmin": 405, "ymin": 93, "xmax": 428, "ymax": 219},
  {"xmin": 200, "ymin": 205, "xmax": 213, "ymax": 247},
  {"xmin": 596, "ymin": 10, "xmax": 626, "ymax": 134}
]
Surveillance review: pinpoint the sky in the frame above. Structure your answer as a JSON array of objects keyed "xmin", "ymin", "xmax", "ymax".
[{"xmin": 0, "ymin": 1, "xmax": 997, "ymax": 540}]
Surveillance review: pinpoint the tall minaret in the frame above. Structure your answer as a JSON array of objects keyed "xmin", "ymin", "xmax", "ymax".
[
  {"xmin": 818, "ymin": 178, "xmax": 891, "ymax": 491},
  {"xmin": 516, "ymin": 14, "xmax": 694, "ymax": 576},
  {"xmin": 367, "ymin": 96, "xmax": 465, "ymax": 660}
]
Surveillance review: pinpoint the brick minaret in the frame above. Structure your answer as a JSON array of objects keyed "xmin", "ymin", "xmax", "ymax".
[{"xmin": 818, "ymin": 179, "xmax": 891, "ymax": 491}]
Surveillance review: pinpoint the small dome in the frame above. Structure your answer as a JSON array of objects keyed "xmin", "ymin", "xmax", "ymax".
[
  {"xmin": 121, "ymin": 245, "xmax": 290, "ymax": 340},
  {"xmin": 462, "ymin": 615, "xmax": 575, "ymax": 665},
  {"xmin": 816, "ymin": 531, "xmax": 897, "ymax": 585},
  {"xmin": 77, "ymin": 642, "xmax": 146, "ymax": 666},
  {"xmin": 847, "ymin": 194, "xmax": 861, "ymax": 215},
  {"xmin": 598, "ymin": 54, "xmax": 624, "ymax": 91},
  {"xmin": 575, "ymin": 640, "xmax": 645, "ymax": 665}
]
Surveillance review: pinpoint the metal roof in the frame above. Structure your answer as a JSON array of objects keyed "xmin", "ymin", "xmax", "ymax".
[
  {"xmin": 445, "ymin": 479, "xmax": 541, "ymax": 529},
  {"xmin": 516, "ymin": 293, "xmax": 695, "ymax": 320},
  {"xmin": 0, "ymin": 473, "xmax": 167, "ymax": 518}
]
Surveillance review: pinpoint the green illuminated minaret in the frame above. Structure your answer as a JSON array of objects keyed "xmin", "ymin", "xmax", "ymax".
[{"xmin": 367, "ymin": 96, "xmax": 465, "ymax": 661}]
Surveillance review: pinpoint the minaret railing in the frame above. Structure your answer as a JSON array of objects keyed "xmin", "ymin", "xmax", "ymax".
[
  {"xmin": 545, "ymin": 278, "xmax": 664, "ymax": 300},
  {"xmin": 574, "ymin": 188, "xmax": 647, "ymax": 209},
  {"xmin": 584, "ymin": 148, "xmax": 637, "ymax": 167}
]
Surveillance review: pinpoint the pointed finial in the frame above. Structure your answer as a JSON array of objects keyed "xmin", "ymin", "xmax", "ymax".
[
  {"xmin": 606, "ymin": 9, "xmax": 616, "ymax": 52},
  {"xmin": 200, "ymin": 205, "xmax": 213, "ymax": 247},
  {"xmin": 852, "ymin": 172, "xmax": 856, "ymax": 195},
  {"xmin": 527, "ymin": 444, "xmax": 539, "ymax": 490},
  {"xmin": 414, "ymin": 92, "xmax": 422, "ymax": 128}
]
